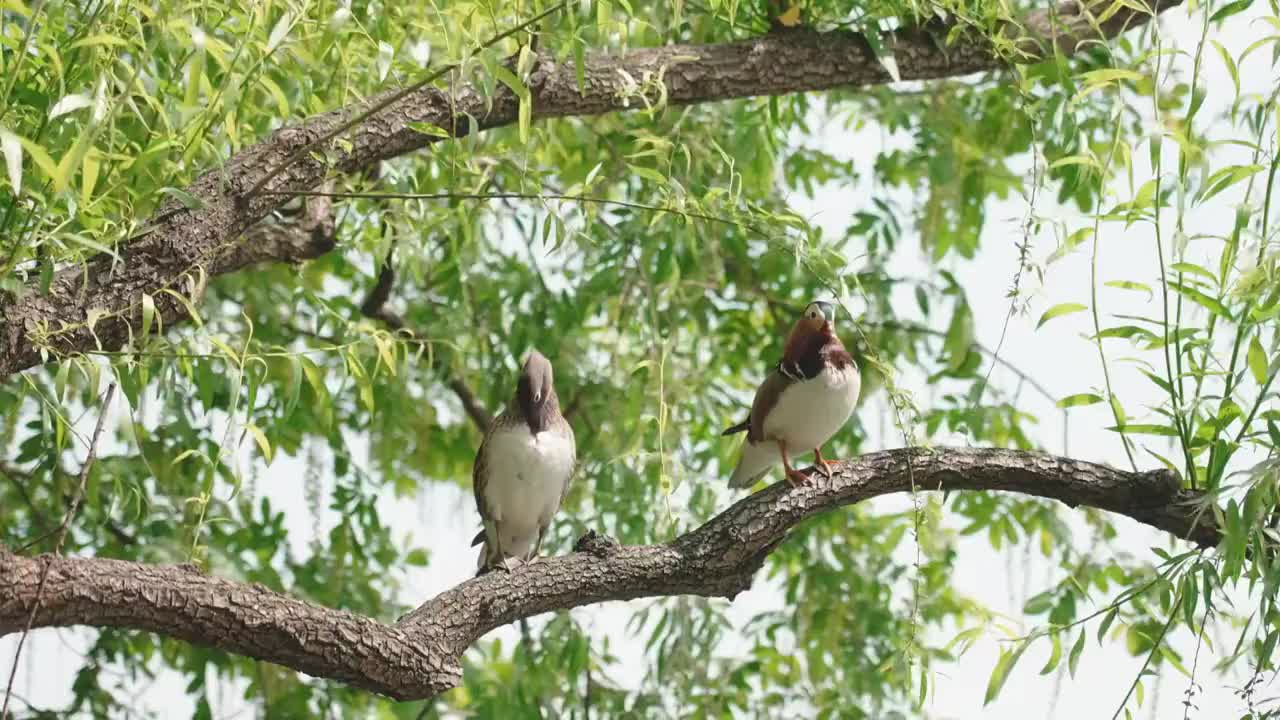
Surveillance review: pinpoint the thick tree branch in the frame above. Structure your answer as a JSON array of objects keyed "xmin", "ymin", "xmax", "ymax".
[
  {"xmin": 0, "ymin": 0, "xmax": 1180, "ymax": 379},
  {"xmin": 0, "ymin": 448, "xmax": 1215, "ymax": 701}
]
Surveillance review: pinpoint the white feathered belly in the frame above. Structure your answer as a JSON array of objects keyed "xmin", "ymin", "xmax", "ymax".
[
  {"xmin": 729, "ymin": 364, "xmax": 860, "ymax": 487},
  {"xmin": 763, "ymin": 364, "xmax": 861, "ymax": 451},
  {"xmin": 483, "ymin": 424, "xmax": 575, "ymax": 556}
]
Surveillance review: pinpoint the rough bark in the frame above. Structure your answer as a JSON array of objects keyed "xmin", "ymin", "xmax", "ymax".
[
  {"xmin": 0, "ymin": 0, "xmax": 1180, "ymax": 379},
  {"xmin": 0, "ymin": 448, "xmax": 1215, "ymax": 700}
]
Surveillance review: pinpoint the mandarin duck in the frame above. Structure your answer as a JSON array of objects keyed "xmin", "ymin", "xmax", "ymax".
[
  {"xmin": 723, "ymin": 301, "xmax": 861, "ymax": 488},
  {"xmin": 471, "ymin": 350, "xmax": 577, "ymax": 573}
]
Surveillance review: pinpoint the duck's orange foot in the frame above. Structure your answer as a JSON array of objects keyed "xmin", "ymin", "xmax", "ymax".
[
  {"xmin": 812, "ymin": 459, "xmax": 836, "ymax": 480},
  {"xmin": 811, "ymin": 448, "xmax": 838, "ymax": 481},
  {"xmin": 785, "ymin": 467, "xmax": 812, "ymax": 487}
]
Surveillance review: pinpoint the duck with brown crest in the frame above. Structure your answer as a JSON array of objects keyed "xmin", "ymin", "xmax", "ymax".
[{"xmin": 723, "ymin": 301, "xmax": 861, "ymax": 489}]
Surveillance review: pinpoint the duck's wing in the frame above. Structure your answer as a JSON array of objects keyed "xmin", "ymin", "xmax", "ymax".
[{"xmin": 722, "ymin": 368, "xmax": 797, "ymax": 443}]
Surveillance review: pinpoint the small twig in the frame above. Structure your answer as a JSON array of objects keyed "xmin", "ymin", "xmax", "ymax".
[
  {"xmin": 864, "ymin": 319, "xmax": 1058, "ymax": 404},
  {"xmin": 360, "ymin": 240, "xmax": 405, "ymax": 330},
  {"xmin": 970, "ymin": 119, "xmax": 1041, "ymax": 423},
  {"xmin": 257, "ymin": 189, "xmax": 774, "ymax": 238},
  {"xmin": 353, "ymin": 236, "xmax": 493, "ymax": 431},
  {"xmin": 449, "ymin": 378, "xmax": 495, "ymax": 432},
  {"xmin": 584, "ymin": 659, "xmax": 593, "ymax": 720},
  {"xmin": 2, "ymin": 383, "xmax": 116, "ymax": 720},
  {"xmin": 1183, "ymin": 584, "xmax": 1213, "ymax": 720},
  {"xmin": 1110, "ymin": 581, "xmax": 1187, "ymax": 720}
]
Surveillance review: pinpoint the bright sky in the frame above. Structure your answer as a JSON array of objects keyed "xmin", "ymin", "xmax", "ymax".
[{"xmin": 3, "ymin": 3, "xmax": 1274, "ymax": 718}]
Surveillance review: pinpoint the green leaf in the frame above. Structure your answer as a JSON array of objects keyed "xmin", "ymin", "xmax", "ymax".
[
  {"xmin": 373, "ymin": 335, "xmax": 397, "ymax": 377},
  {"xmin": 1, "ymin": 127, "xmax": 21, "ymax": 195},
  {"xmin": 1211, "ymin": 40, "xmax": 1240, "ymax": 98},
  {"xmin": 68, "ymin": 33, "xmax": 130, "ymax": 49},
  {"xmin": 81, "ymin": 148, "xmax": 100, "ymax": 206},
  {"xmin": 1210, "ymin": 0, "xmax": 1252, "ymax": 22},
  {"xmin": 1106, "ymin": 424, "xmax": 1180, "ymax": 436},
  {"xmin": 245, "ymin": 423, "xmax": 273, "ymax": 464},
  {"xmin": 302, "ymin": 358, "xmax": 331, "ymax": 408},
  {"xmin": 1180, "ymin": 577, "xmax": 1198, "ymax": 631},
  {"xmin": 1024, "ymin": 591, "xmax": 1055, "ymax": 614},
  {"xmin": 159, "ymin": 288, "xmax": 203, "ymax": 328},
  {"xmin": 1049, "ymin": 154, "xmax": 1101, "ymax": 171},
  {"xmin": 1057, "ymin": 393, "xmax": 1105, "ymax": 408},
  {"xmin": 629, "ymin": 164, "xmax": 667, "ymax": 185},
  {"xmin": 1140, "ymin": 370, "xmax": 1174, "ymax": 395},
  {"xmin": 1068, "ymin": 630, "xmax": 1086, "ymax": 677},
  {"xmin": 1048, "ymin": 228, "xmax": 1094, "ymax": 264},
  {"xmin": 1040, "ymin": 632, "xmax": 1063, "ymax": 675},
  {"xmin": 1167, "ymin": 281, "xmax": 1230, "ymax": 320},
  {"xmin": 573, "ymin": 34, "xmax": 586, "ymax": 94},
  {"xmin": 375, "ymin": 41, "xmax": 394, "ymax": 81},
  {"xmin": 1098, "ymin": 607, "xmax": 1118, "ymax": 644},
  {"xmin": 863, "ymin": 24, "xmax": 901, "ymax": 82},
  {"xmin": 17, "ymin": 136, "xmax": 64, "ymax": 191},
  {"xmin": 1037, "ymin": 303, "xmax": 1088, "ymax": 329},
  {"xmin": 407, "ymin": 122, "xmax": 451, "ymax": 138},
  {"xmin": 1196, "ymin": 164, "xmax": 1263, "ymax": 205},
  {"xmin": 1096, "ymin": 325, "xmax": 1157, "ymax": 341},
  {"xmin": 1078, "ymin": 68, "xmax": 1144, "ymax": 85},
  {"xmin": 171, "ymin": 449, "xmax": 206, "ymax": 467},
  {"xmin": 1248, "ymin": 334, "xmax": 1267, "ymax": 385},
  {"xmin": 945, "ymin": 626, "xmax": 985, "ymax": 655},
  {"xmin": 49, "ymin": 93, "xmax": 93, "ymax": 118},
  {"xmin": 54, "ymin": 359, "xmax": 70, "ymax": 402},
  {"xmin": 284, "ymin": 356, "xmax": 303, "ymax": 417},
  {"xmin": 1169, "ymin": 262, "xmax": 1218, "ymax": 284},
  {"xmin": 518, "ymin": 94, "xmax": 532, "ymax": 143},
  {"xmin": 984, "ymin": 640, "xmax": 1030, "ymax": 705},
  {"xmin": 597, "ymin": 0, "xmax": 611, "ymax": 32},
  {"xmin": 944, "ymin": 301, "xmax": 975, "ymax": 371},
  {"xmin": 159, "ymin": 187, "xmax": 207, "ymax": 210},
  {"xmin": 266, "ymin": 11, "xmax": 293, "ymax": 53},
  {"xmin": 1105, "ymin": 280, "xmax": 1153, "ymax": 298},
  {"xmin": 141, "ymin": 293, "xmax": 156, "ymax": 339},
  {"xmin": 492, "ymin": 63, "xmax": 528, "ymax": 102}
]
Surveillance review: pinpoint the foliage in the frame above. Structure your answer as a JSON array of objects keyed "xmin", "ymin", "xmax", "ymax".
[{"xmin": 1, "ymin": 0, "xmax": 1279, "ymax": 717}]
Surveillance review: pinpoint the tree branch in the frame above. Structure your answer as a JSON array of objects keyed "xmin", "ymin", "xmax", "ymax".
[
  {"xmin": 0, "ymin": 447, "xmax": 1214, "ymax": 701},
  {"xmin": 356, "ymin": 243, "xmax": 495, "ymax": 432},
  {"xmin": 446, "ymin": 377, "xmax": 495, "ymax": 432},
  {"xmin": 0, "ymin": 0, "xmax": 1181, "ymax": 379}
]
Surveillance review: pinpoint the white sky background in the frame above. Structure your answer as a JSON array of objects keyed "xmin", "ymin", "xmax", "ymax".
[{"xmin": 3, "ymin": 2, "xmax": 1277, "ymax": 718}]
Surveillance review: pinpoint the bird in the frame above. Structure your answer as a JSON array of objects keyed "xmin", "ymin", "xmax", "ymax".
[
  {"xmin": 723, "ymin": 301, "xmax": 861, "ymax": 489},
  {"xmin": 471, "ymin": 349, "xmax": 577, "ymax": 574}
]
